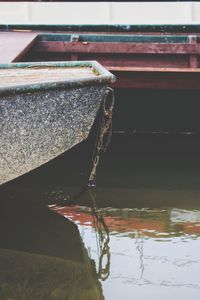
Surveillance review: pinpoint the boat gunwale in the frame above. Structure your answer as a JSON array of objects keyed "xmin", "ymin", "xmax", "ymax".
[
  {"xmin": 0, "ymin": 60, "xmax": 116, "ymax": 96},
  {"xmin": 36, "ymin": 33, "xmax": 191, "ymax": 43},
  {"xmin": 2, "ymin": 24, "xmax": 200, "ymax": 33}
]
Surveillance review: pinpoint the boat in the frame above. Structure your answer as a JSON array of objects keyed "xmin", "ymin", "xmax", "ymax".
[
  {"xmin": 0, "ymin": 61, "xmax": 115, "ymax": 185},
  {"xmin": 1, "ymin": 25, "xmax": 200, "ymax": 89}
]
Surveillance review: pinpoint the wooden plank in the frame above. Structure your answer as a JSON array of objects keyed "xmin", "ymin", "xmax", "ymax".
[
  {"xmin": 108, "ymin": 66, "xmax": 200, "ymax": 73},
  {"xmin": 0, "ymin": 31, "xmax": 38, "ymax": 63},
  {"xmin": 35, "ymin": 41, "xmax": 200, "ymax": 54},
  {"xmin": 78, "ymin": 54, "xmax": 188, "ymax": 68}
]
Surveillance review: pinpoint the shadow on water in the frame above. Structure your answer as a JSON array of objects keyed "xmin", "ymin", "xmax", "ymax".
[
  {"xmin": 7, "ymin": 132, "xmax": 200, "ymax": 208},
  {"xmin": 0, "ymin": 185, "xmax": 104, "ymax": 300}
]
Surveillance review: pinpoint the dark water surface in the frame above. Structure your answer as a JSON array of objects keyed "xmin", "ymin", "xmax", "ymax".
[{"xmin": 1, "ymin": 133, "xmax": 200, "ymax": 300}]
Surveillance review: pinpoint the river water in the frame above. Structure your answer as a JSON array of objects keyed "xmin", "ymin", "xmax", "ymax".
[{"xmin": 0, "ymin": 133, "xmax": 200, "ymax": 300}]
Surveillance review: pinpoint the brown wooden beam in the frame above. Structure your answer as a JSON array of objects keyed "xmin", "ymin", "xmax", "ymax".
[
  {"xmin": 74, "ymin": 54, "xmax": 189, "ymax": 69},
  {"xmin": 35, "ymin": 41, "xmax": 200, "ymax": 54},
  {"xmin": 70, "ymin": 53, "xmax": 78, "ymax": 61},
  {"xmin": 108, "ymin": 66, "xmax": 200, "ymax": 72},
  {"xmin": 188, "ymin": 35, "xmax": 198, "ymax": 68},
  {"xmin": 111, "ymin": 70, "xmax": 200, "ymax": 89}
]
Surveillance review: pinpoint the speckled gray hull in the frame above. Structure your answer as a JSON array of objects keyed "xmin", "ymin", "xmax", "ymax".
[{"xmin": 0, "ymin": 85, "xmax": 107, "ymax": 185}]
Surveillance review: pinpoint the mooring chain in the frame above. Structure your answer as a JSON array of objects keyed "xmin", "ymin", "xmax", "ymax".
[
  {"xmin": 88, "ymin": 87, "xmax": 115, "ymax": 187},
  {"xmin": 53, "ymin": 87, "xmax": 114, "ymax": 206}
]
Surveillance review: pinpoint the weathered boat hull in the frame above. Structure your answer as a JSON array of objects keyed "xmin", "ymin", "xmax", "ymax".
[{"xmin": 0, "ymin": 61, "xmax": 115, "ymax": 185}]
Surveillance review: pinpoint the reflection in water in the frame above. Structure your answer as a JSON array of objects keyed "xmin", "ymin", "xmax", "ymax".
[
  {"xmin": 89, "ymin": 189, "xmax": 110, "ymax": 282},
  {"xmin": 52, "ymin": 187, "xmax": 111, "ymax": 282},
  {"xmin": 52, "ymin": 199, "xmax": 200, "ymax": 300},
  {"xmin": 135, "ymin": 231, "xmax": 144, "ymax": 280},
  {"xmin": 1, "ymin": 134, "xmax": 200, "ymax": 299},
  {"xmin": 0, "ymin": 186, "xmax": 104, "ymax": 300}
]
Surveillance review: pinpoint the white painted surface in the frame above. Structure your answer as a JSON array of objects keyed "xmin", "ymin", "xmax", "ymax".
[{"xmin": 0, "ymin": 2, "xmax": 199, "ymax": 25}]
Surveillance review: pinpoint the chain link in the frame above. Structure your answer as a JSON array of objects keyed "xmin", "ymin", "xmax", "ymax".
[{"xmin": 88, "ymin": 87, "xmax": 115, "ymax": 187}]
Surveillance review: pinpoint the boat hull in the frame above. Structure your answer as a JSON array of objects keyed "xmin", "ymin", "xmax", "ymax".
[{"xmin": 0, "ymin": 85, "xmax": 107, "ymax": 185}]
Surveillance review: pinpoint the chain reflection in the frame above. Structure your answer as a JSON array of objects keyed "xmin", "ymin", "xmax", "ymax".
[{"xmin": 88, "ymin": 188, "xmax": 111, "ymax": 281}]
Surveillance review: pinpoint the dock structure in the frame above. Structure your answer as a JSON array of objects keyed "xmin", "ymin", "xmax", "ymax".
[{"xmin": 2, "ymin": 24, "xmax": 200, "ymax": 89}]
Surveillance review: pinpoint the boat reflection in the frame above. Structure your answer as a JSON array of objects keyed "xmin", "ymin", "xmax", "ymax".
[
  {"xmin": 51, "ymin": 188, "xmax": 111, "ymax": 282},
  {"xmin": 50, "ymin": 186, "xmax": 200, "ymax": 300},
  {"xmin": 51, "ymin": 202, "xmax": 200, "ymax": 240},
  {"xmin": 0, "ymin": 185, "xmax": 104, "ymax": 300}
]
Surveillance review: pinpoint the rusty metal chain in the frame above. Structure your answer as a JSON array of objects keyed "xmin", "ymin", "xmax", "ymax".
[
  {"xmin": 88, "ymin": 87, "xmax": 115, "ymax": 187},
  {"xmin": 52, "ymin": 87, "xmax": 115, "ymax": 206}
]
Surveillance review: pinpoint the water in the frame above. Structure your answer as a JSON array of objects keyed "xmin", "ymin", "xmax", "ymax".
[
  {"xmin": 52, "ymin": 205, "xmax": 200, "ymax": 300},
  {"xmin": 1, "ymin": 133, "xmax": 200, "ymax": 300}
]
